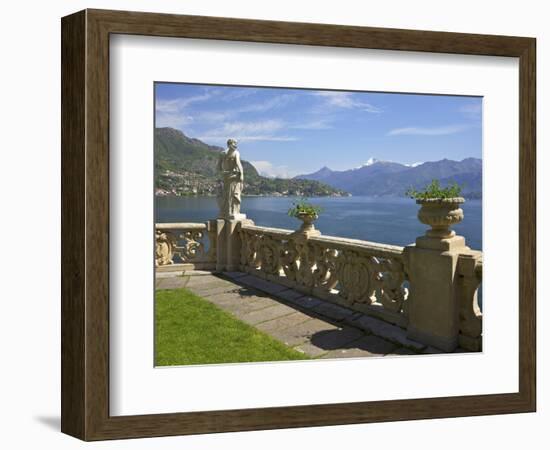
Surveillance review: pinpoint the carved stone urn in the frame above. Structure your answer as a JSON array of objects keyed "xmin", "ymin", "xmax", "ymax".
[
  {"xmin": 295, "ymin": 212, "xmax": 320, "ymax": 237},
  {"xmin": 416, "ymin": 197, "xmax": 465, "ymax": 239}
]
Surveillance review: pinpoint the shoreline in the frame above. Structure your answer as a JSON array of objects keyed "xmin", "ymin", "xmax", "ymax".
[{"xmin": 155, "ymin": 193, "xmax": 482, "ymax": 200}]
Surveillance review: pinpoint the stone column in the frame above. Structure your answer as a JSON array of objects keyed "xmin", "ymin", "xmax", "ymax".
[
  {"xmin": 214, "ymin": 217, "xmax": 254, "ymax": 272},
  {"xmin": 404, "ymin": 235, "xmax": 472, "ymax": 351}
]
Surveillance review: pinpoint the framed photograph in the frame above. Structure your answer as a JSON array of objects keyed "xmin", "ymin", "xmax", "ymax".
[{"xmin": 61, "ymin": 9, "xmax": 536, "ymax": 440}]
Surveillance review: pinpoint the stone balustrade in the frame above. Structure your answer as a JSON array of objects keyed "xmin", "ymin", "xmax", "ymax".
[
  {"xmin": 155, "ymin": 215, "xmax": 483, "ymax": 352},
  {"xmin": 155, "ymin": 222, "xmax": 217, "ymax": 270},
  {"xmin": 239, "ymin": 224, "xmax": 409, "ymax": 328}
]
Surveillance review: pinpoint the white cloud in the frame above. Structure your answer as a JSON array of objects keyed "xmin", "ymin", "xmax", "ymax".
[
  {"xmin": 199, "ymin": 135, "xmax": 297, "ymax": 144},
  {"xmin": 235, "ymin": 94, "xmax": 294, "ymax": 113},
  {"xmin": 291, "ymin": 119, "xmax": 333, "ymax": 130},
  {"xmin": 196, "ymin": 94, "xmax": 295, "ymax": 125},
  {"xmin": 155, "ymin": 92, "xmax": 214, "ymax": 113},
  {"xmin": 250, "ymin": 160, "xmax": 297, "ymax": 179},
  {"xmin": 224, "ymin": 119, "xmax": 284, "ymax": 135},
  {"xmin": 387, "ymin": 124, "xmax": 469, "ymax": 136},
  {"xmin": 155, "ymin": 113, "xmax": 194, "ymax": 129},
  {"xmin": 155, "ymin": 91, "xmax": 216, "ymax": 131},
  {"xmin": 158, "ymin": 92, "xmax": 296, "ymax": 132},
  {"xmin": 219, "ymin": 88, "xmax": 260, "ymax": 101},
  {"xmin": 198, "ymin": 119, "xmax": 298, "ymax": 143},
  {"xmin": 312, "ymin": 91, "xmax": 381, "ymax": 113},
  {"xmin": 194, "ymin": 111, "xmax": 233, "ymax": 122}
]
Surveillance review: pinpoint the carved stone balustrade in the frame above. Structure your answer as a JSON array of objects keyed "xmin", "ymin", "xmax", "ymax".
[
  {"xmin": 457, "ymin": 252, "xmax": 483, "ymax": 351},
  {"xmin": 155, "ymin": 217, "xmax": 483, "ymax": 352},
  {"xmin": 239, "ymin": 224, "xmax": 410, "ymax": 328},
  {"xmin": 155, "ymin": 222, "xmax": 217, "ymax": 271}
]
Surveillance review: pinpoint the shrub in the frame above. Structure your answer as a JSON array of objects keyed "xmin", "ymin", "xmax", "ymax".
[
  {"xmin": 287, "ymin": 198, "xmax": 323, "ymax": 218},
  {"xmin": 406, "ymin": 179, "xmax": 462, "ymax": 200}
]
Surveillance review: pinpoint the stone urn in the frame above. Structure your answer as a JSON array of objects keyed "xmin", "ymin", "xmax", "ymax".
[
  {"xmin": 417, "ymin": 197, "xmax": 465, "ymax": 239},
  {"xmin": 295, "ymin": 212, "xmax": 320, "ymax": 236}
]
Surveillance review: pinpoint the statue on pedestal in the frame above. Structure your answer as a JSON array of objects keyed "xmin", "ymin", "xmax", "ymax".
[{"xmin": 217, "ymin": 138, "xmax": 246, "ymax": 220}]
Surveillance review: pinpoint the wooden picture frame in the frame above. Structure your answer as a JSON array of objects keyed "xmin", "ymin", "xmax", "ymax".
[{"xmin": 61, "ymin": 8, "xmax": 536, "ymax": 441}]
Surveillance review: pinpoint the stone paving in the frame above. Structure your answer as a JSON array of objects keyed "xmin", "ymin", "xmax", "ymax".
[{"xmin": 155, "ymin": 270, "xmax": 452, "ymax": 358}]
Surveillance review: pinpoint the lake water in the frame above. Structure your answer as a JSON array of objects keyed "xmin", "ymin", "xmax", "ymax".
[{"xmin": 156, "ymin": 196, "xmax": 482, "ymax": 251}]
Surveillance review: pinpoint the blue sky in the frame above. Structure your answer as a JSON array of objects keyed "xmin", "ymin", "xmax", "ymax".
[{"xmin": 155, "ymin": 83, "xmax": 482, "ymax": 178}]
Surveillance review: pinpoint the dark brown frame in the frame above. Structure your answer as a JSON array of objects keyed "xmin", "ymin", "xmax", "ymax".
[{"xmin": 61, "ymin": 8, "xmax": 536, "ymax": 441}]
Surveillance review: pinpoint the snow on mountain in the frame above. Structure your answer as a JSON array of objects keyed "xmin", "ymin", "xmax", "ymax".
[
  {"xmin": 358, "ymin": 157, "xmax": 424, "ymax": 168},
  {"xmin": 364, "ymin": 157, "xmax": 380, "ymax": 166},
  {"xmin": 355, "ymin": 157, "xmax": 386, "ymax": 169}
]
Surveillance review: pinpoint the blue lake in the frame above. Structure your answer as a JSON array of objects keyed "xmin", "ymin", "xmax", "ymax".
[{"xmin": 156, "ymin": 196, "xmax": 482, "ymax": 251}]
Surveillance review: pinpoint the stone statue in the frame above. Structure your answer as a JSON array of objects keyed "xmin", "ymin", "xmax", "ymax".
[{"xmin": 217, "ymin": 138, "xmax": 246, "ymax": 220}]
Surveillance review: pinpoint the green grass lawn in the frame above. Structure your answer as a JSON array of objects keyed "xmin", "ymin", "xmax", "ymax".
[{"xmin": 155, "ymin": 288, "xmax": 310, "ymax": 366}]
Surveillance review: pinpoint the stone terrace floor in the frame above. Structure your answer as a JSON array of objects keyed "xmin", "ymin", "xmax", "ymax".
[{"xmin": 156, "ymin": 271, "xmax": 454, "ymax": 358}]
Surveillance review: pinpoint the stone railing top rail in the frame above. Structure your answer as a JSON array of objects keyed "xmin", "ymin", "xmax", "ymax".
[
  {"xmin": 156, "ymin": 222, "xmax": 207, "ymax": 230},
  {"xmin": 457, "ymin": 250, "xmax": 483, "ymax": 277},
  {"xmin": 241, "ymin": 223, "xmax": 404, "ymax": 257},
  {"xmin": 310, "ymin": 234, "xmax": 404, "ymax": 256},
  {"xmin": 240, "ymin": 223, "xmax": 294, "ymax": 237},
  {"xmin": 476, "ymin": 256, "xmax": 483, "ymax": 276}
]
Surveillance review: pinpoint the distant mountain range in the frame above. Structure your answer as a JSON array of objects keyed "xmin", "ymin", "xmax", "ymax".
[
  {"xmin": 155, "ymin": 127, "xmax": 348, "ymax": 197},
  {"xmin": 155, "ymin": 127, "xmax": 481, "ymax": 198},
  {"xmin": 295, "ymin": 157, "xmax": 482, "ymax": 198}
]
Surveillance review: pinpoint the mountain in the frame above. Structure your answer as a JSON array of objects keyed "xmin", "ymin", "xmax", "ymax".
[
  {"xmin": 295, "ymin": 157, "xmax": 482, "ymax": 197},
  {"xmin": 155, "ymin": 128, "xmax": 348, "ymax": 197},
  {"xmin": 295, "ymin": 160, "xmax": 408, "ymax": 194}
]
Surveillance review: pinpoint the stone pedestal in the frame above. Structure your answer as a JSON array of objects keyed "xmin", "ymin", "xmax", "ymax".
[
  {"xmin": 403, "ymin": 235, "xmax": 470, "ymax": 352},
  {"xmin": 214, "ymin": 217, "xmax": 253, "ymax": 272},
  {"xmin": 223, "ymin": 213, "xmax": 247, "ymax": 221},
  {"xmin": 292, "ymin": 214, "xmax": 321, "ymax": 238},
  {"xmin": 291, "ymin": 227, "xmax": 321, "ymax": 239}
]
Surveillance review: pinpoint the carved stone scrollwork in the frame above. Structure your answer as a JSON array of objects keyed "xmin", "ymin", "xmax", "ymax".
[
  {"xmin": 155, "ymin": 224, "xmax": 212, "ymax": 266},
  {"xmin": 179, "ymin": 230, "xmax": 206, "ymax": 260},
  {"xmin": 311, "ymin": 244, "xmax": 338, "ymax": 292},
  {"xmin": 240, "ymin": 230, "xmax": 249, "ymax": 267},
  {"xmin": 155, "ymin": 230, "xmax": 176, "ymax": 266},
  {"xmin": 335, "ymin": 250, "xmax": 373, "ymax": 303},
  {"xmin": 240, "ymin": 230, "xmax": 260, "ymax": 270},
  {"xmin": 372, "ymin": 257, "xmax": 408, "ymax": 314},
  {"xmin": 294, "ymin": 239, "xmax": 317, "ymax": 288},
  {"xmin": 280, "ymin": 240, "xmax": 298, "ymax": 281},
  {"xmin": 259, "ymin": 235, "xmax": 281, "ymax": 275},
  {"xmin": 238, "ymin": 224, "xmax": 411, "ymax": 323}
]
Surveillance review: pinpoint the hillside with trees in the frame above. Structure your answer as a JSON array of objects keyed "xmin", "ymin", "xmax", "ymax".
[{"xmin": 155, "ymin": 127, "xmax": 349, "ymax": 197}]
